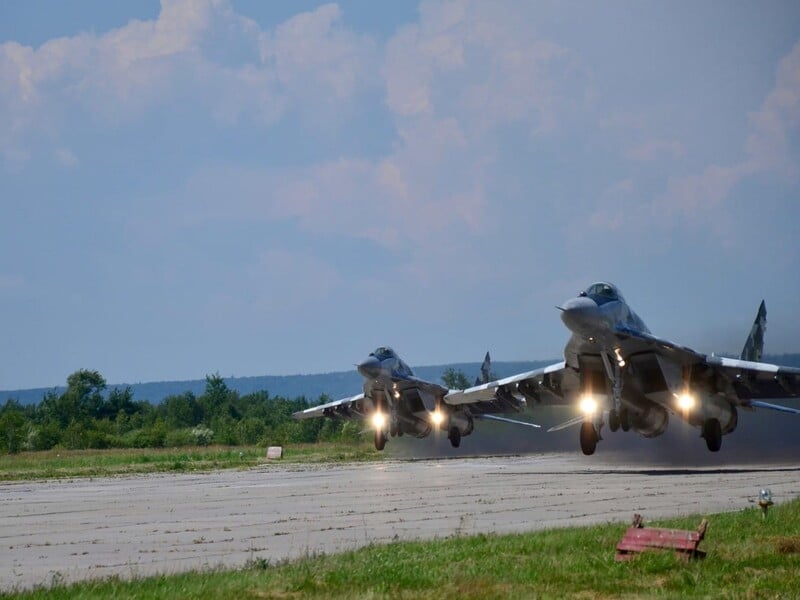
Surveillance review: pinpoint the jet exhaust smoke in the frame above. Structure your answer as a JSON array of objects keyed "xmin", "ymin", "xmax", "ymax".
[{"xmin": 383, "ymin": 407, "xmax": 800, "ymax": 466}]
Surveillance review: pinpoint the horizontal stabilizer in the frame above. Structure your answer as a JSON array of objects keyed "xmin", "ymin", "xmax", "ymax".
[
  {"xmin": 546, "ymin": 415, "xmax": 585, "ymax": 433},
  {"xmin": 749, "ymin": 400, "xmax": 800, "ymax": 415},
  {"xmin": 474, "ymin": 414, "xmax": 541, "ymax": 428}
]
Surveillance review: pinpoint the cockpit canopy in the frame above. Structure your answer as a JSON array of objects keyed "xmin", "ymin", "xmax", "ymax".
[
  {"xmin": 371, "ymin": 347, "xmax": 396, "ymax": 361},
  {"xmin": 580, "ymin": 282, "xmax": 625, "ymax": 305}
]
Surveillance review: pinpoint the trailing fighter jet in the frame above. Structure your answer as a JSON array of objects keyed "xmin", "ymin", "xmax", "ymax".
[
  {"xmin": 292, "ymin": 347, "xmax": 539, "ymax": 450},
  {"xmin": 447, "ymin": 282, "xmax": 800, "ymax": 455}
]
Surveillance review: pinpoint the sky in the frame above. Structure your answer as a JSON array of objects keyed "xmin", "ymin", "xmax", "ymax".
[{"xmin": 1, "ymin": 1, "xmax": 799, "ymax": 390}]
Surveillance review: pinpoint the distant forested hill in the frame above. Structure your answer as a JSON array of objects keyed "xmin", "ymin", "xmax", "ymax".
[
  {"xmin": 3, "ymin": 354, "xmax": 799, "ymax": 406},
  {"xmin": 0, "ymin": 360, "xmax": 550, "ymax": 406}
]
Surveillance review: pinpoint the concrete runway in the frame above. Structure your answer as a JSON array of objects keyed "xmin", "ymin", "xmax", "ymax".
[{"xmin": 2, "ymin": 453, "xmax": 800, "ymax": 591}]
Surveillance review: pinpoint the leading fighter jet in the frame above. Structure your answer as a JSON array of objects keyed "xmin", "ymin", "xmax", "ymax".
[
  {"xmin": 447, "ymin": 282, "xmax": 800, "ymax": 455},
  {"xmin": 293, "ymin": 347, "xmax": 539, "ymax": 450}
]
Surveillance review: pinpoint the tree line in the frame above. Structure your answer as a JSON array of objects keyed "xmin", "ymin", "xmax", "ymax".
[{"xmin": 0, "ymin": 369, "xmax": 361, "ymax": 453}]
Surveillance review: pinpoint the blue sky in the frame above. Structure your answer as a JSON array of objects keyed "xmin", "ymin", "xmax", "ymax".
[{"xmin": 1, "ymin": 1, "xmax": 799, "ymax": 390}]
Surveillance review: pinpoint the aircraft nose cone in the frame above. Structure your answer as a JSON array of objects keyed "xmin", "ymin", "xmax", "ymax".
[
  {"xmin": 559, "ymin": 296, "xmax": 599, "ymax": 334},
  {"xmin": 357, "ymin": 356, "xmax": 381, "ymax": 379}
]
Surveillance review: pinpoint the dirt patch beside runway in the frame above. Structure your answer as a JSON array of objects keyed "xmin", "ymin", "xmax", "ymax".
[{"xmin": 2, "ymin": 453, "xmax": 799, "ymax": 591}]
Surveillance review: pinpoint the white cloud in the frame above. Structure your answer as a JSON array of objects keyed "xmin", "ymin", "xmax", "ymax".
[
  {"xmin": 248, "ymin": 249, "xmax": 342, "ymax": 316},
  {"xmin": 55, "ymin": 147, "xmax": 78, "ymax": 167},
  {"xmin": 647, "ymin": 41, "xmax": 800, "ymax": 229},
  {"xmin": 626, "ymin": 139, "xmax": 684, "ymax": 162},
  {"xmin": 745, "ymin": 41, "xmax": 800, "ymax": 178},
  {"xmin": 588, "ymin": 179, "xmax": 636, "ymax": 231},
  {"xmin": 0, "ymin": 274, "xmax": 25, "ymax": 290},
  {"xmin": 2, "ymin": 0, "xmax": 587, "ymax": 265},
  {"xmin": 120, "ymin": 1, "xmax": 593, "ymax": 299},
  {"xmin": 384, "ymin": 0, "xmax": 579, "ymax": 134},
  {"xmin": 260, "ymin": 3, "xmax": 376, "ymax": 104},
  {"xmin": 0, "ymin": 0, "xmax": 376, "ymax": 162},
  {"xmin": 654, "ymin": 164, "xmax": 746, "ymax": 217}
]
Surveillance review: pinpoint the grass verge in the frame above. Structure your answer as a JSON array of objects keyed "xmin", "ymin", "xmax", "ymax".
[
  {"xmin": 4, "ymin": 499, "xmax": 800, "ymax": 599},
  {"xmin": 0, "ymin": 442, "xmax": 382, "ymax": 481}
]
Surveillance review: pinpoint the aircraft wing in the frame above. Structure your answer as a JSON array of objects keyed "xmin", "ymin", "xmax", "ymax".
[
  {"xmin": 616, "ymin": 328, "xmax": 800, "ymax": 404},
  {"xmin": 613, "ymin": 325, "xmax": 710, "ymax": 365},
  {"xmin": 702, "ymin": 356, "xmax": 800, "ymax": 404},
  {"xmin": 444, "ymin": 361, "xmax": 571, "ymax": 409},
  {"xmin": 445, "ymin": 336, "xmax": 800, "ymax": 418},
  {"xmin": 292, "ymin": 393, "xmax": 365, "ymax": 420}
]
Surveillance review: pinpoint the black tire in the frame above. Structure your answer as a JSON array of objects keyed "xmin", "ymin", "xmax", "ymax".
[
  {"xmin": 580, "ymin": 421, "xmax": 597, "ymax": 456},
  {"xmin": 609, "ymin": 409, "xmax": 620, "ymax": 432},
  {"xmin": 448, "ymin": 426, "xmax": 461, "ymax": 448},
  {"xmin": 619, "ymin": 407, "xmax": 631, "ymax": 432},
  {"xmin": 702, "ymin": 418, "xmax": 722, "ymax": 452},
  {"xmin": 374, "ymin": 429, "xmax": 386, "ymax": 451}
]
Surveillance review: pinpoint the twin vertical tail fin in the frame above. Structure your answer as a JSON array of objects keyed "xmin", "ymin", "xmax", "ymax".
[
  {"xmin": 740, "ymin": 300, "xmax": 767, "ymax": 362},
  {"xmin": 475, "ymin": 351, "xmax": 492, "ymax": 386}
]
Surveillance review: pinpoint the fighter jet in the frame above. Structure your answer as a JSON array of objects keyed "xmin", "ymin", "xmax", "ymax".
[
  {"xmin": 292, "ymin": 347, "xmax": 539, "ymax": 450},
  {"xmin": 447, "ymin": 282, "xmax": 800, "ymax": 455}
]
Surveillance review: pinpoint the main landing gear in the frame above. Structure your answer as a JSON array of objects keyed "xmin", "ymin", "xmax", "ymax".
[
  {"xmin": 448, "ymin": 426, "xmax": 461, "ymax": 448},
  {"xmin": 579, "ymin": 421, "xmax": 598, "ymax": 455},
  {"xmin": 702, "ymin": 418, "xmax": 722, "ymax": 452},
  {"xmin": 607, "ymin": 407, "xmax": 630, "ymax": 433}
]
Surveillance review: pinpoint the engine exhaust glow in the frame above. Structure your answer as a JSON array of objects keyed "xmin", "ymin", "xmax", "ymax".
[
  {"xmin": 430, "ymin": 410, "xmax": 444, "ymax": 426},
  {"xmin": 677, "ymin": 393, "xmax": 695, "ymax": 411},
  {"xmin": 579, "ymin": 395, "xmax": 598, "ymax": 415},
  {"xmin": 371, "ymin": 411, "xmax": 386, "ymax": 430}
]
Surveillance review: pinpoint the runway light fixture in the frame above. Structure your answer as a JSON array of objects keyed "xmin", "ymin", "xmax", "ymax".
[
  {"xmin": 579, "ymin": 395, "xmax": 598, "ymax": 415},
  {"xmin": 371, "ymin": 411, "xmax": 386, "ymax": 430},
  {"xmin": 430, "ymin": 409, "xmax": 444, "ymax": 426},
  {"xmin": 758, "ymin": 488, "xmax": 774, "ymax": 519},
  {"xmin": 677, "ymin": 392, "xmax": 695, "ymax": 411}
]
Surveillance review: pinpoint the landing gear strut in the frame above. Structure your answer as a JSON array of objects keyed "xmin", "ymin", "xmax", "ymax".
[
  {"xmin": 601, "ymin": 351, "xmax": 625, "ymax": 416},
  {"xmin": 702, "ymin": 418, "xmax": 722, "ymax": 452},
  {"xmin": 579, "ymin": 421, "xmax": 598, "ymax": 455}
]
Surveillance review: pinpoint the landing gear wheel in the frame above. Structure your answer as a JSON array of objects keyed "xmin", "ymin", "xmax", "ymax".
[
  {"xmin": 448, "ymin": 426, "xmax": 461, "ymax": 448},
  {"xmin": 619, "ymin": 407, "xmax": 631, "ymax": 432},
  {"xmin": 702, "ymin": 418, "xmax": 722, "ymax": 452},
  {"xmin": 579, "ymin": 421, "xmax": 598, "ymax": 455},
  {"xmin": 374, "ymin": 429, "xmax": 386, "ymax": 451},
  {"xmin": 609, "ymin": 409, "xmax": 620, "ymax": 432},
  {"xmin": 389, "ymin": 420, "xmax": 398, "ymax": 437}
]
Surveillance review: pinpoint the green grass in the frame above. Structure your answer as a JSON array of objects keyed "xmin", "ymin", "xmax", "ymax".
[
  {"xmin": 4, "ymin": 499, "xmax": 800, "ymax": 599},
  {"xmin": 280, "ymin": 441, "xmax": 382, "ymax": 464},
  {"xmin": 0, "ymin": 442, "xmax": 382, "ymax": 481}
]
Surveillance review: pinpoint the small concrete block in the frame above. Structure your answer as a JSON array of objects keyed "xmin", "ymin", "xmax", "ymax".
[{"xmin": 266, "ymin": 446, "xmax": 283, "ymax": 459}]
